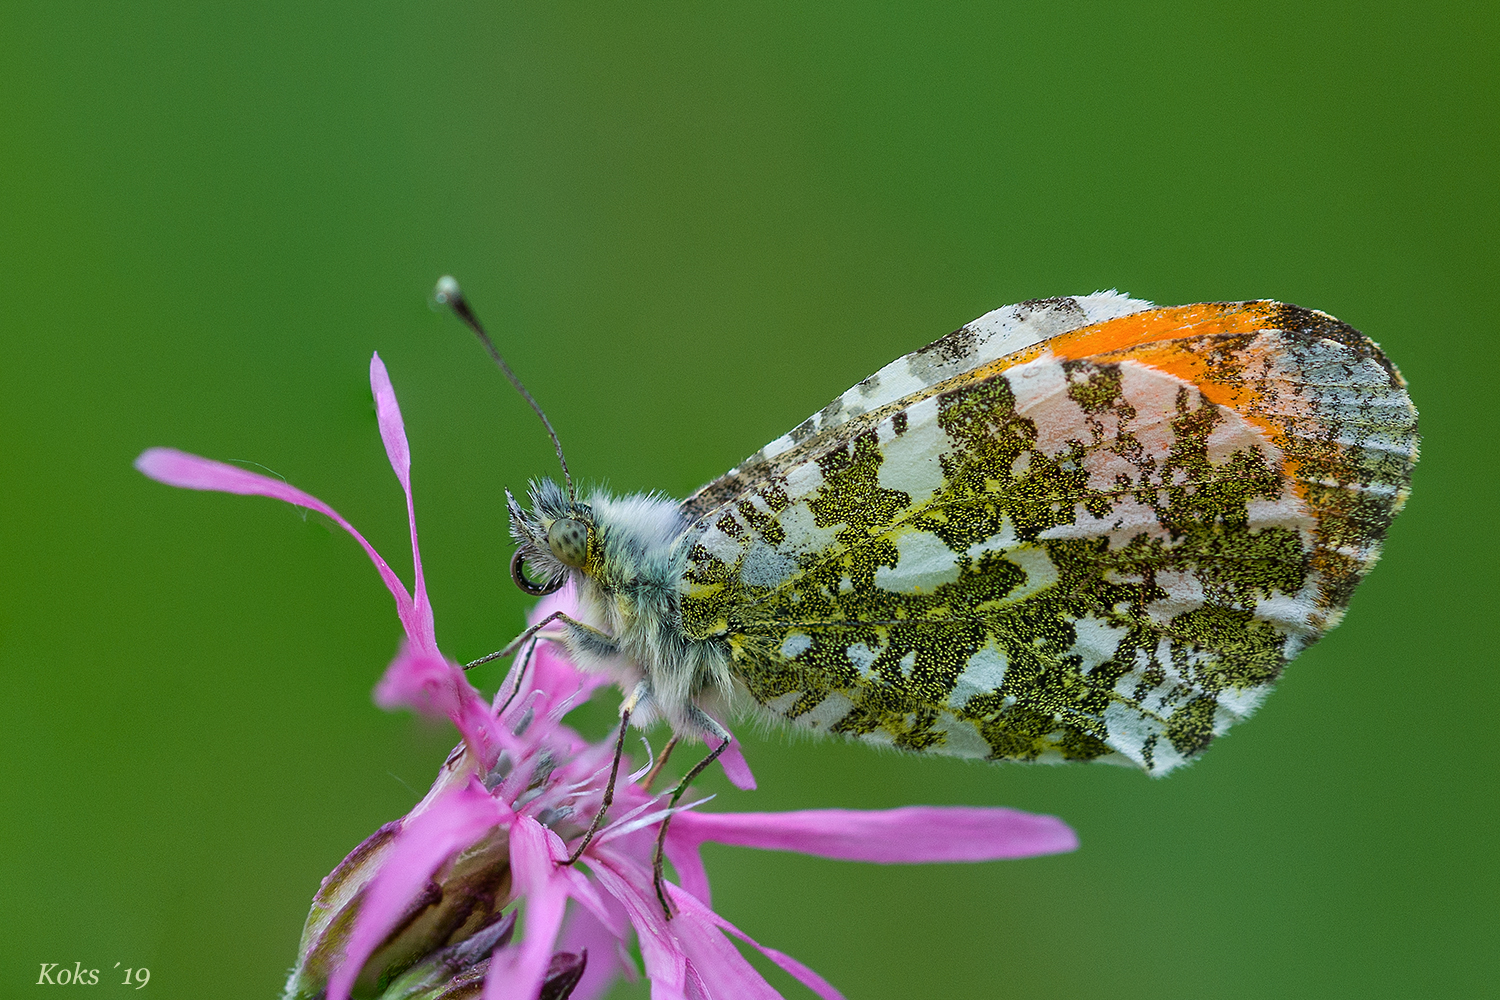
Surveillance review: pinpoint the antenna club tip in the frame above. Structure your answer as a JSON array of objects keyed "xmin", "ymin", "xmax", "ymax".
[{"xmin": 434, "ymin": 275, "xmax": 462, "ymax": 304}]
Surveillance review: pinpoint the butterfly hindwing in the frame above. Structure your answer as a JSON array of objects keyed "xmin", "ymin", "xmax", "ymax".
[{"xmin": 676, "ymin": 301, "xmax": 1417, "ymax": 774}]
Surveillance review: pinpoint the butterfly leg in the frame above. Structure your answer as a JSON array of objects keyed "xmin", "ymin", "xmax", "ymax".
[
  {"xmin": 561, "ymin": 680, "xmax": 648, "ymax": 866},
  {"xmin": 652, "ymin": 708, "xmax": 731, "ymax": 919},
  {"xmin": 493, "ymin": 640, "xmax": 538, "ymax": 718},
  {"xmin": 463, "ymin": 611, "xmax": 616, "ymax": 671},
  {"xmin": 480, "ymin": 612, "xmax": 620, "ymax": 719},
  {"xmin": 640, "ymin": 734, "xmax": 679, "ymax": 791}
]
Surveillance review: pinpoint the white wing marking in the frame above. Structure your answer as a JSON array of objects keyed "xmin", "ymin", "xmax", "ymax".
[
  {"xmin": 873, "ymin": 529, "xmax": 962, "ymax": 592},
  {"xmin": 685, "ymin": 293, "xmax": 1154, "ymax": 516}
]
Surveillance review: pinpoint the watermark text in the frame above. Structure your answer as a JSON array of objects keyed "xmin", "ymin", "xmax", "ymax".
[{"xmin": 36, "ymin": 963, "xmax": 149, "ymax": 988}]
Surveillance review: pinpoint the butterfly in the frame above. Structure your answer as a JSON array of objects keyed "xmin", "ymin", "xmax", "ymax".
[
  {"xmin": 481, "ymin": 288, "xmax": 1418, "ymax": 779},
  {"xmin": 437, "ymin": 282, "xmax": 1418, "ymax": 910}
]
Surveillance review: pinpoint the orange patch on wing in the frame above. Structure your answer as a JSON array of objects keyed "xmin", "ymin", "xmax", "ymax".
[
  {"xmin": 968, "ymin": 302, "xmax": 1289, "ymax": 420},
  {"xmin": 1046, "ymin": 301, "xmax": 1276, "ymax": 359},
  {"xmin": 977, "ymin": 301, "xmax": 1305, "ymax": 434},
  {"xmin": 959, "ymin": 302, "xmax": 1278, "ymax": 390},
  {"xmin": 966, "ymin": 301, "xmax": 1329, "ymax": 509},
  {"xmin": 1047, "ymin": 303, "xmax": 1338, "ymax": 515},
  {"xmin": 1045, "ymin": 302, "xmax": 1316, "ymax": 437}
]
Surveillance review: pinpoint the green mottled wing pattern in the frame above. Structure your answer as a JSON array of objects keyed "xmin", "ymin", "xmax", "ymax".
[{"xmin": 675, "ymin": 300, "xmax": 1417, "ymax": 774}]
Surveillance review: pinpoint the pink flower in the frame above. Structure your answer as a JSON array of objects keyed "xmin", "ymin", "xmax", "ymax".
[{"xmin": 137, "ymin": 354, "xmax": 1079, "ymax": 1000}]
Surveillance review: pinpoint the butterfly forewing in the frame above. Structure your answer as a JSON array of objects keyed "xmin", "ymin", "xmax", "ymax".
[
  {"xmin": 681, "ymin": 292, "xmax": 1155, "ymax": 519},
  {"xmin": 676, "ymin": 300, "xmax": 1418, "ymax": 774}
]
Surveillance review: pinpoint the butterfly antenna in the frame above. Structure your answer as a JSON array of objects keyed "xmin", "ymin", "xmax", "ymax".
[{"xmin": 434, "ymin": 275, "xmax": 575, "ymax": 501}]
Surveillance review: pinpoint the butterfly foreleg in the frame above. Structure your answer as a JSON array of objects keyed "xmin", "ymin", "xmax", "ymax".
[
  {"xmin": 463, "ymin": 611, "xmax": 618, "ymax": 671},
  {"xmin": 653, "ymin": 705, "xmax": 731, "ymax": 919}
]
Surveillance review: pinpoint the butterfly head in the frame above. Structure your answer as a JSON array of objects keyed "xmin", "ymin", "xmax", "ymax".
[{"xmin": 506, "ymin": 478, "xmax": 595, "ymax": 596}]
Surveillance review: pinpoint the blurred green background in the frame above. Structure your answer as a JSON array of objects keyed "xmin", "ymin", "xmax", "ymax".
[{"xmin": 2, "ymin": 3, "xmax": 1495, "ymax": 998}]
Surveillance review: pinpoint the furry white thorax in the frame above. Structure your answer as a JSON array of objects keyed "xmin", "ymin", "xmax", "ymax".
[{"xmin": 508, "ymin": 479, "xmax": 735, "ymax": 738}]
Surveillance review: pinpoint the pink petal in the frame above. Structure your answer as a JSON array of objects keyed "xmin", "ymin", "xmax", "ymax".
[
  {"xmin": 591, "ymin": 847, "xmax": 831, "ymax": 1000},
  {"xmin": 531, "ymin": 633, "xmax": 612, "ymax": 703},
  {"xmin": 557, "ymin": 901, "xmax": 629, "ymax": 1000},
  {"xmin": 135, "ymin": 447, "xmax": 418, "ymax": 633},
  {"xmin": 693, "ymin": 710, "xmax": 755, "ymax": 791},
  {"xmin": 715, "ymin": 736, "xmax": 756, "ymax": 792},
  {"xmin": 702, "ymin": 901, "xmax": 844, "ymax": 1000},
  {"xmin": 585, "ymin": 848, "xmax": 684, "ymax": 995},
  {"xmin": 661, "ymin": 836, "xmax": 711, "ymax": 907},
  {"xmin": 375, "ymin": 644, "xmax": 509, "ymax": 770},
  {"xmin": 326, "ymin": 780, "xmax": 505, "ymax": 1000},
  {"xmin": 671, "ymin": 805, "xmax": 1077, "ymax": 863},
  {"xmin": 484, "ymin": 888, "xmax": 568, "ymax": 1000},
  {"xmin": 369, "ymin": 353, "xmax": 436, "ymax": 652},
  {"xmin": 485, "ymin": 816, "xmax": 618, "ymax": 1000},
  {"xmin": 484, "ymin": 819, "xmax": 571, "ymax": 1000},
  {"xmin": 512, "ymin": 816, "xmax": 618, "ymax": 933},
  {"xmin": 660, "ymin": 888, "xmax": 784, "ymax": 1000},
  {"xmin": 679, "ymin": 966, "xmax": 707, "ymax": 1000}
]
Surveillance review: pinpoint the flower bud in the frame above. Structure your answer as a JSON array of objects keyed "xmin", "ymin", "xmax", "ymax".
[
  {"xmin": 282, "ymin": 760, "xmax": 516, "ymax": 1000},
  {"xmin": 386, "ymin": 949, "xmax": 587, "ymax": 1000}
]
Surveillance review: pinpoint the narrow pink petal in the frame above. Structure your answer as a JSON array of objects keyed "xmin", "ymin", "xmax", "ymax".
[
  {"xmin": 653, "ymin": 977, "xmax": 689, "ymax": 1000},
  {"xmin": 671, "ymin": 805, "xmax": 1077, "ymax": 863},
  {"xmin": 483, "ymin": 816, "xmax": 580, "ymax": 1000},
  {"xmin": 592, "ymin": 794, "xmax": 719, "ymax": 847},
  {"xmin": 326, "ymin": 781, "xmax": 503, "ymax": 1000},
  {"xmin": 369, "ymin": 353, "xmax": 436, "ymax": 652},
  {"xmin": 732, "ymin": 938, "xmax": 843, "ymax": 1000},
  {"xmin": 135, "ymin": 447, "xmax": 417, "ymax": 631},
  {"xmin": 483, "ymin": 887, "xmax": 568, "ymax": 1000},
  {"xmin": 554, "ymin": 862, "xmax": 619, "ymax": 936},
  {"xmin": 509, "ymin": 815, "xmax": 617, "ymax": 933},
  {"xmin": 375, "ymin": 644, "xmax": 508, "ymax": 771},
  {"xmin": 661, "ymin": 836, "xmax": 711, "ymax": 907},
  {"xmin": 531, "ymin": 634, "xmax": 612, "ymax": 703},
  {"xmin": 557, "ymin": 901, "xmax": 628, "ymax": 1000},
  {"xmin": 700, "ymin": 898, "xmax": 844, "ymax": 1000},
  {"xmin": 715, "ymin": 736, "xmax": 756, "ymax": 791},
  {"xmin": 660, "ymin": 889, "xmax": 782, "ymax": 1000},
  {"xmin": 585, "ymin": 848, "xmax": 684, "ymax": 995},
  {"xmin": 369, "ymin": 352, "xmax": 411, "ymax": 486},
  {"xmin": 485, "ymin": 891, "xmax": 567, "ymax": 1000},
  {"xmin": 695, "ymin": 710, "xmax": 755, "ymax": 791},
  {"xmin": 679, "ymin": 966, "xmax": 706, "ymax": 1000},
  {"xmin": 616, "ymin": 939, "xmax": 641, "ymax": 985},
  {"xmin": 506, "ymin": 815, "xmax": 557, "ymax": 897}
]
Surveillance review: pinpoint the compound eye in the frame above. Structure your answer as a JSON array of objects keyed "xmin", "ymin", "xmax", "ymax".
[
  {"xmin": 547, "ymin": 517, "xmax": 590, "ymax": 568},
  {"xmin": 511, "ymin": 549, "xmax": 564, "ymax": 596}
]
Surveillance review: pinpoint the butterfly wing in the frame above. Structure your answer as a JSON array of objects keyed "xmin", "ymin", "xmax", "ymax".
[
  {"xmin": 681, "ymin": 291, "xmax": 1155, "ymax": 519},
  {"xmin": 676, "ymin": 300, "xmax": 1418, "ymax": 774}
]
